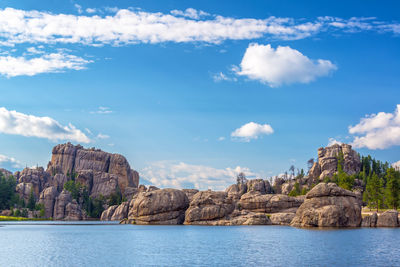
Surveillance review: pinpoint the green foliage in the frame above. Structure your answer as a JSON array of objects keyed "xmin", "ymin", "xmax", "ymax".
[
  {"xmin": 87, "ymin": 195, "xmax": 105, "ymax": 218},
  {"xmin": 0, "ymin": 171, "xmax": 17, "ymax": 210},
  {"xmin": 301, "ymin": 187, "xmax": 308, "ymax": 195},
  {"xmin": 384, "ymin": 168, "xmax": 400, "ymax": 210},
  {"xmin": 27, "ymin": 189, "xmax": 36, "ymax": 211},
  {"xmin": 21, "ymin": 208, "xmax": 28, "ymax": 218},
  {"xmin": 108, "ymin": 188, "xmax": 123, "ymax": 206},
  {"xmin": 288, "ymin": 182, "xmax": 301, "ymax": 197},
  {"xmin": 363, "ymin": 173, "xmax": 384, "ymax": 211},
  {"xmin": 63, "ymin": 180, "xmax": 83, "ymax": 200}
]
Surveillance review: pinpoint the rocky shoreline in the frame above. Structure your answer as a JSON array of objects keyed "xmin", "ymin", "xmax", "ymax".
[{"xmin": 1, "ymin": 142, "xmax": 399, "ymax": 228}]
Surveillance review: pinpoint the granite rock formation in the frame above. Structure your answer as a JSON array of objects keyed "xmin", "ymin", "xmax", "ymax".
[{"xmin": 291, "ymin": 183, "xmax": 362, "ymax": 227}]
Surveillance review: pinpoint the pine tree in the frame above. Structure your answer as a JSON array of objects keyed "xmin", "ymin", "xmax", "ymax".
[
  {"xmin": 385, "ymin": 168, "xmax": 400, "ymax": 210},
  {"xmin": 363, "ymin": 173, "xmax": 384, "ymax": 212},
  {"xmin": 27, "ymin": 189, "xmax": 36, "ymax": 211}
]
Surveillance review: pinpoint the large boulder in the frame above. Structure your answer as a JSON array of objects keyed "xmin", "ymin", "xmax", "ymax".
[
  {"xmin": 111, "ymin": 201, "xmax": 129, "ymax": 221},
  {"xmin": 239, "ymin": 191, "xmax": 303, "ymax": 213},
  {"xmin": 215, "ymin": 210, "xmax": 272, "ymax": 226},
  {"xmin": 53, "ymin": 190, "xmax": 72, "ymax": 220},
  {"xmin": 291, "ymin": 183, "xmax": 362, "ymax": 227},
  {"xmin": 269, "ymin": 212, "xmax": 296, "ymax": 225},
  {"xmin": 15, "ymin": 182, "xmax": 34, "ymax": 202},
  {"xmin": 64, "ymin": 200, "xmax": 86, "ymax": 220},
  {"xmin": 225, "ymin": 183, "xmax": 247, "ymax": 200},
  {"xmin": 184, "ymin": 191, "xmax": 235, "ymax": 224},
  {"xmin": 46, "ymin": 143, "xmax": 139, "ymax": 194},
  {"xmin": 361, "ymin": 213, "xmax": 378, "ymax": 227},
  {"xmin": 377, "ymin": 210, "xmax": 399, "ymax": 227},
  {"xmin": 129, "ymin": 189, "xmax": 189, "ymax": 224},
  {"xmin": 182, "ymin": 189, "xmax": 199, "ymax": 202},
  {"xmin": 101, "ymin": 205, "xmax": 118, "ymax": 221},
  {"xmin": 38, "ymin": 186, "xmax": 59, "ymax": 218}
]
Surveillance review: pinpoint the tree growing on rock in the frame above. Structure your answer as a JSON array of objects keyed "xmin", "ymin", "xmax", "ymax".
[
  {"xmin": 384, "ymin": 168, "xmax": 400, "ymax": 210},
  {"xmin": 236, "ymin": 172, "xmax": 247, "ymax": 185},
  {"xmin": 363, "ymin": 173, "xmax": 384, "ymax": 212}
]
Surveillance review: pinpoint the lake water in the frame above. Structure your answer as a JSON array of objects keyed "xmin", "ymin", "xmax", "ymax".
[{"xmin": 1, "ymin": 222, "xmax": 399, "ymax": 266}]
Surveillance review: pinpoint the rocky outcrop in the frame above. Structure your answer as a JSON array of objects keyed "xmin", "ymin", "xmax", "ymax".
[
  {"xmin": 184, "ymin": 191, "xmax": 235, "ymax": 224},
  {"xmin": 15, "ymin": 167, "xmax": 51, "ymax": 197},
  {"xmin": 203, "ymin": 210, "xmax": 272, "ymax": 226},
  {"xmin": 46, "ymin": 143, "xmax": 139, "ymax": 194},
  {"xmin": 111, "ymin": 201, "xmax": 129, "ymax": 221},
  {"xmin": 239, "ymin": 191, "xmax": 303, "ymax": 213},
  {"xmin": 182, "ymin": 189, "xmax": 199, "ymax": 202},
  {"xmin": 291, "ymin": 183, "xmax": 361, "ymax": 227},
  {"xmin": 90, "ymin": 172, "xmax": 119, "ymax": 198},
  {"xmin": 65, "ymin": 200, "xmax": 87, "ymax": 220},
  {"xmin": 53, "ymin": 190, "xmax": 72, "ymax": 220},
  {"xmin": 38, "ymin": 186, "xmax": 59, "ymax": 218},
  {"xmin": 376, "ymin": 210, "xmax": 399, "ymax": 227},
  {"xmin": 225, "ymin": 183, "xmax": 248, "ymax": 200},
  {"xmin": 51, "ymin": 173, "xmax": 70, "ymax": 192},
  {"xmin": 15, "ymin": 182, "xmax": 34, "ymax": 202},
  {"xmin": 0, "ymin": 168, "xmax": 13, "ymax": 177},
  {"xmin": 309, "ymin": 144, "xmax": 361, "ymax": 180},
  {"xmin": 269, "ymin": 213, "xmax": 296, "ymax": 225},
  {"xmin": 226, "ymin": 179, "xmax": 272, "ymax": 200},
  {"xmin": 361, "ymin": 213, "xmax": 378, "ymax": 227},
  {"xmin": 129, "ymin": 189, "xmax": 189, "ymax": 224},
  {"xmin": 101, "ymin": 205, "xmax": 118, "ymax": 221}
]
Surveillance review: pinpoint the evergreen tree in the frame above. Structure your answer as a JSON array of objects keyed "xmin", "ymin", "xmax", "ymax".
[
  {"xmin": 27, "ymin": 189, "xmax": 36, "ymax": 211},
  {"xmin": 384, "ymin": 168, "xmax": 400, "ymax": 210},
  {"xmin": 363, "ymin": 173, "xmax": 384, "ymax": 212}
]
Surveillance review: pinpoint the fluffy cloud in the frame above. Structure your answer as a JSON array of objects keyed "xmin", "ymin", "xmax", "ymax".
[
  {"xmin": 170, "ymin": 8, "xmax": 209, "ymax": 19},
  {"xmin": 327, "ymin": 138, "xmax": 342, "ymax": 146},
  {"xmin": 141, "ymin": 161, "xmax": 258, "ymax": 191},
  {"xmin": 0, "ymin": 53, "xmax": 91, "ymax": 77},
  {"xmin": 0, "ymin": 154, "xmax": 22, "ymax": 169},
  {"xmin": 212, "ymin": 72, "xmax": 237, "ymax": 82},
  {"xmin": 0, "ymin": 107, "xmax": 91, "ymax": 143},
  {"xmin": 349, "ymin": 104, "xmax": 400, "ymax": 149},
  {"xmin": 393, "ymin": 160, "xmax": 400, "ymax": 171},
  {"xmin": 231, "ymin": 122, "xmax": 274, "ymax": 141},
  {"xmin": 235, "ymin": 43, "xmax": 337, "ymax": 87},
  {"xmin": 0, "ymin": 8, "xmax": 398, "ymax": 47}
]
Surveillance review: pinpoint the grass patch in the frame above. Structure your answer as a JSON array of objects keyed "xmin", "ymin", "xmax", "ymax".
[{"xmin": 0, "ymin": 216, "xmax": 49, "ymax": 221}]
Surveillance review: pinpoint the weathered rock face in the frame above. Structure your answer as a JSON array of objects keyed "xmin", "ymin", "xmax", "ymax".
[
  {"xmin": 111, "ymin": 201, "xmax": 129, "ymax": 221},
  {"xmin": 361, "ymin": 213, "xmax": 378, "ymax": 227},
  {"xmin": 273, "ymin": 178, "xmax": 285, "ymax": 194},
  {"xmin": 226, "ymin": 179, "xmax": 272, "ymax": 200},
  {"xmin": 129, "ymin": 189, "xmax": 189, "ymax": 224},
  {"xmin": 184, "ymin": 191, "xmax": 235, "ymax": 224},
  {"xmin": 101, "ymin": 205, "xmax": 118, "ymax": 221},
  {"xmin": 16, "ymin": 182, "xmax": 34, "ymax": 202},
  {"xmin": 0, "ymin": 168, "xmax": 13, "ymax": 177},
  {"xmin": 182, "ymin": 189, "xmax": 199, "ymax": 202},
  {"xmin": 239, "ymin": 191, "xmax": 303, "ymax": 213},
  {"xmin": 310, "ymin": 144, "xmax": 361, "ymax": 180},
  {"xmin": 291, "ymin": 183, "xmax": 362, "ymax": 227},
  {"xmin": 46, "ymin": 143, "xmax": 139, "ymax": 194},
  {"xmin": 90, "ymin": 172, "xmax": 119, "ymax": 198},
  {"xmin": 376, "ymin": 210, "xmax": 399, "ymax": 227},
  {"xmin": 206, "ymin": 210, "xmax": 272, "ymax": 226},
  {"xmin": 53, "ymin": 190, "xmax": 72, "ymax": 220},
  {"xmin": 52, "ymin": 173, "xmax": 70, "ymax": 192},
  {"xmin": 15, "ymin": 167, "xmax": 51, "ymax": 197},
  {"xmin": 39, "ymin": 186, "xmax": 59, "ymax": 218},
  {"xmin": 269, "ymin": 213, "xmax": 296, "ymax": 225},
  {"xmin": 225, "ymin": 183, "xmax": 247, "ymax": 200},
  {"xmin": 65, "ymin": 200, "xmax": 87, "ymax": 220}
]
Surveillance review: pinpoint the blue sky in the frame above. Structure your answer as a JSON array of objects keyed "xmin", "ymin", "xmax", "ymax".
[{"xmin": 0, "ymin": 0, "xmax": 399, "ymax": 190}]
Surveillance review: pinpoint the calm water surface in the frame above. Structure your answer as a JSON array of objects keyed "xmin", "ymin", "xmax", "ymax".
[{"xmin": 1, "ymin": 221, "xmax": 399, "ymax": 266}]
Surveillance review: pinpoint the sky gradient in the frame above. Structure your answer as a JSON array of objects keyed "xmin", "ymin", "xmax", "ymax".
[{"xmin": 0, "ymin": 0, "xmax": 399, "ymax": 190}]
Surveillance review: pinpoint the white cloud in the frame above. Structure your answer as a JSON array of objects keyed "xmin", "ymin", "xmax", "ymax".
[
  {"xmin": 86, "ymin": 8, "xmax": 98, "ymax": 14},
  {"xmin": 96, "ymin": 133, "xmax": 110, "ymax": 139},
  {"xmin": 0, "ymin": 154, "xmax": 22, "ymax": 169},
  {"xmin": 235, "ymin": 43, "xmax": 337, "ymax": 87},
  {"xmin": 26, "ymin": 47, "xmax": 44, "ymax": 55},
  {"xmin": 0, "ymin": 53, "xmax": 91, "ymax": 78},
  {"xmin": 74, "ymin": 4, "xmax": 83, "ymax": 14},
  {"xmin": 141, "ymin": 161, "xmax": 258, "ymax": 190},
  {"xmin": 218, "ymin": 136, "xmax": 226, "ymax": 141},
  {"xmin": 393, "ymin": 160, "xmax": 400, "ymax": 171},
  {"xmin": 0, "ymin": 8, "xmax": 398, "ymax": 47},
  {"xmin": 327, "ymin": 138, "xmax": 342, "ymax": 146},
  {"xmin": 0, "ymin": 107, "xmax": 91, "ymax": 143},
  {"xmin": 349, "ymin": 104, "xmax": 400, "ymax": 149},
  {"xmin": 170, "ymin": 8, "xmax": 209, "ymax": 20},
  {"xmin": 212, "ymin": 72, "xmax": 237, "ymax": 82},
  {"xmin": 231, "ymin": 122, "xmax": 274, "ymax": 142},
  {"xmin": 90, "ymin": 106, "xmax": 113, "ymax": 114}
]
